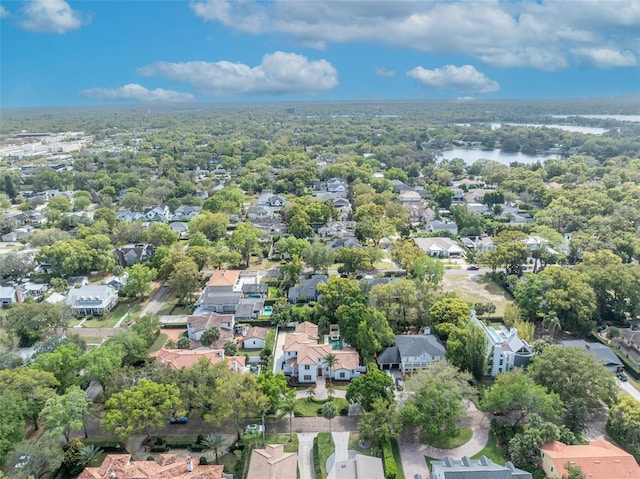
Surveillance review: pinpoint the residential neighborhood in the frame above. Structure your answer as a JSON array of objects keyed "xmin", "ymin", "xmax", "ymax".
[{"xmin": 1, "ymin": 99, "xmax": 640, "ymax": 479}]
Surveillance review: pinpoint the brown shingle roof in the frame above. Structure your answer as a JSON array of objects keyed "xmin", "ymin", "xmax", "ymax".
[
  {"xmin": 245, "ymin": 326, "xmax": 269, "ymax": 340},
  {"xmin": 187, "ymin": 312, "xmax": 234, "ymax": 334},
  {"xmin": 295, "ymin": 321, "xmax": 318, "ymax": 339},
  {"xmin": 78, "ymin": 454, "xmax": 224, "ymax": 479}
]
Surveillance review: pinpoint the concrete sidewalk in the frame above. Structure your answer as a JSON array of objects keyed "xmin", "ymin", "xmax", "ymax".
[{"xmin": 298, "ymin": 433, "xmax": 317, "ymax": 479}]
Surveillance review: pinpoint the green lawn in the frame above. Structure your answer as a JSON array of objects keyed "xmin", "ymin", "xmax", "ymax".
[
  {"xmin": 149, "ymin": 333, "xmax": 168, "ymax": 353},
  {"xmin": 424, "ymin": 427, "xmax": 473, "ymax": 449},
  {"xmin": 471, "ymin": 432, "xmax": 506, "ymax": 465},
  {"xmin": 219, "ymin": 451, "xmax": 239, "ymax": 475},
  {"xmin": 294, "ymin": 398, "xmax": 349, "ymax": 417},
  {"xmin": 268, "ymin": 286, "xmax": 283, "ymax": 300},
  {"xmin": 317, "ymin": 432, "xmax": 335, "ymax": 479},
  {"xmin": 264, "ymin": 433, "xmax": 299, "ymax": 453}
]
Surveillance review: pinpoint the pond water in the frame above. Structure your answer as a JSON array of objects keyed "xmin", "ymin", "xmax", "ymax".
[{"xmin": 440, "ymin": 148, "xmax": 561, "ymax": 165}]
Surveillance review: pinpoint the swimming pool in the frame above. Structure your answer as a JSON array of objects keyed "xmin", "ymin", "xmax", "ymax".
[{"xmin": 263, "ymin": 306, "xmax": 273, "ymax": 316}]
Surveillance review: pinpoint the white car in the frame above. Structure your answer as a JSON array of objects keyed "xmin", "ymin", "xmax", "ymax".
[{"xmin": 246, "ymin": 424, "xmax": 264, "ymax": 433}]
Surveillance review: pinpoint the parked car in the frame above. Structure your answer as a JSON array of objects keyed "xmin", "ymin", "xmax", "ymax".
[
  {"xmin": 246, "ymin": 423, "xmax": 264, "ymax": 433},
  {"xmin": 466, "ymin": 264, "xmax": 479, "ymax": 270},
  {"xmin": 395, "ymin": 377, "xmax": 404, "ymax": 390},
  {"xmin": 169, "ymin": 416, "xmax": 188, "ymax": 424},
  {"xmin": 617, "ymin": 372, "xmax": 628, "ymax": 382}
]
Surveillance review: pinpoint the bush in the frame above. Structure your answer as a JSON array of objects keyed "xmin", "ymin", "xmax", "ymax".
[
  {"xmin": 339, "ymin": 406, "xmax": 349, "ymax": 416},
  {"xmin": 154, "ymin": 437, "xmax": 166, "ymax": 445},
  {"xmin": 151, "ymin": 445, "xmax": 170, "ymax": 452},
  {"xmin": 199, "ymin": 456, "xmax": 208, "ymax": 465},
  {"xmin": 197, "ymin": 434, "xmax": 205, "ymax": 444},
  {"xmin": 190, "ymin": 444, "xmax": 205, "ymax": 452},
  {"xmin": 147, "ymin": 456, "xmax": 155, "ymax": 461},
  {"xmin": 294, "ymin": 410, "xmax": 304, "ymax": 417},
  {"xmin": 317, "ymin": 407, "xmax": 324, "ymax": 415},
  {"xmin": 382, "ymin": 440, "xmax": 397, "ymax": 479},
  {"xmin": 312, "ymin": 436, "xmax": 322, "ymax": 479}
]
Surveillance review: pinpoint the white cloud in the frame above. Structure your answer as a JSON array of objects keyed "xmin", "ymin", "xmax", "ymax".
[
  {"xmin": 137, "ymin": 52, "xmax": 338, "ymax": 97},
  {"xmin": 407, "ymin": 65, "xmax": 500, "ymax": 94},
  {"xmin": 571, "ymin": 48, "xmax": 638, "ymax": 68},
  {"xmin": 19, "ymin": 0, "xmax": 90, "ymax": 34},
  {"xmin": 375, "ymin": 67, "xmax": 396, "ymax": 78},
  {"xmin": 79, "ymin": 84, "xmax": 194, "ymax": 103},
  {"xmin": 0, "ymin": 5, "xmax": 10, "ymax": 18},
  {"xmin": 188, "ymin": 0, "xmax": 639, "ymax": 70}
]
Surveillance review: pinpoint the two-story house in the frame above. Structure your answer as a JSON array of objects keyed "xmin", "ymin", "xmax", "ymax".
[
  {"xmin": 377, "ymin": 332, "xmax": 446, "ymax": 374},
  {"xmin": 66, "ymin": 285, "xmax": 118, "ymax": 316}
]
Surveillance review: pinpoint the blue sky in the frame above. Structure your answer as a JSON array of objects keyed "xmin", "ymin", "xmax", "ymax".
[{"xmin": 1, "ymin": 0, "xmax": 639, "ymax": 107}]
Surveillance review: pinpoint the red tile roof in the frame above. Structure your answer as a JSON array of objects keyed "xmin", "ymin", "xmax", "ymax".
[{"xmin": 78, "ymin": 454, "xmax": 224, "ymax": 479}]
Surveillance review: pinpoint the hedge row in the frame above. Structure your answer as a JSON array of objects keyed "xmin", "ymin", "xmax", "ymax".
[
  {"xmin": 312, "ymin": 436, "xmax": 322, "ymax": 479},
  {"xmin": 382, "ymin": 439, "xmax": 397, "ymax": 479}
]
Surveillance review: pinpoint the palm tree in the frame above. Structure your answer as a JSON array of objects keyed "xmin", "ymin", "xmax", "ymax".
[
  {"xmin": 322, "ymin": 401, "xmax": 337, "ymax": 433},
  {"xmin": 323, "ymin": 353, "xmax": 338, "ymax": 387},
  {"xmin": 281, "ymin": 396, "xmax": 297, "ymax": 439},
  {"xmin": 306, "ymin": 387, "xmax": 315, "ymax": 402},
  {"xmin": 202, "ymin": 433, "xmax": 227, "ymax": 464},
  {"xmin": 78, "ymin": 444, "xmax": 102, "ymax": 467},
  {"xmin": 543, "ymin": 311, "xmax": 561, "ymax": 340},
  {"xmin": 327, "ymin": 387, "xmax": 335, "ymax": 400},
  {"xmin": 200, "ymin": 326, "xmax": 220, "ymax": 347}
]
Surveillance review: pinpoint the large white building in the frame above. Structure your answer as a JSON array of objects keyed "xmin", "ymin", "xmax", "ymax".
[{"xmin": 472, "ymin": 311, "xmax": 535, "ymax": 377}]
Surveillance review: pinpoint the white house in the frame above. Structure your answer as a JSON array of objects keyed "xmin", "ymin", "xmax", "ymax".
[
  {"xmin": 472, "ymin": 311, "xmax": 535, "ymax": 377},
  {"xmin": 243, "ymin": 326, "xmax": 269, "ymax": 349},
  {"xmin": 414, "ymin": 237, "xmax": 465, "ymax": 258},
  {"xmin": 0, "ymin": 286, "xmax": 17, "ymax": 307},
  {"xmin": 66, "ymin": 285, "xmax": 118, "ymax": 316}
]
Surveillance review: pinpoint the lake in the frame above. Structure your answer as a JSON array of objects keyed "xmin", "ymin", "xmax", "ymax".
[
  {"xmin": 440, "ymin": 148, "xmax": 562, "ymax": 165},
  {"xmin": 490, "ymin": 123, "xmax": 608, "ymax": 135},
  {"xmin": 551, "ymin": 115, "xmax": 640, "ymax": 123}
]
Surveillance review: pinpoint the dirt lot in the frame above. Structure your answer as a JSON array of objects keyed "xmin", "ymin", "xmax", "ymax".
[{"xmin": 441, "ymin": 273, "xmax": 513, "ymax": 318}]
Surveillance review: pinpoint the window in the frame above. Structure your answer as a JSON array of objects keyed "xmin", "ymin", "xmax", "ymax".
[
  {"xmin": 304, "ymin": 365, "xmax": 310, "ymax": 370},
  {"xmin": 339, "ymin": 372, "xmax": 346, "ymax": 378},
  {"xmin": 303, "ymin": 375, "xmax": 312, "ymax": 381}
]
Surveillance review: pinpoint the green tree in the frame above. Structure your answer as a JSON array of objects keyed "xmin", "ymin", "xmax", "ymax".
[
  {"xmin": 189, "ymin": 211, "xmax": 230, "ymax": 242},
  {"xmin": 102, "ymin": 379, "xmax": 182, "ymax": 439},
  {"xmin": 303, "ymin": 241, "xmax": 334, "ymax": 273},
  {"xmin": 3, "ymin": 302, "xmax": 63, "ymax": 346},
  {"xmin": 277, "ymin": 236, "xmax": 310, "ymax": 258},
  {"xmin": 230, "ymin": 223, "xmax": 261, "ymax": 267},
  {"xmin": 200, "ymin": 327, "xmax": 220, "ymax": 347},
  {"xmin": 317, "ymin": 276, "xmax": 364, "ymax": 321},
  {"xmin": 0, "ymin": 251, "xmax": 35, "ymax": 281},
  {"xmin": 122, "ymin": 263, "xmax": 156, "ymax": 298},
  {"xmin": 322, "ymin": 401, "xmax": 337, "ymax": 433},
  {"xmin": 0, "ymin": 391, "xmax": 27, "ymax": 464},
  {"xmin": 358, "ymin": 398, "xmax": 400, "ymax": 447},
  {"xmin": 562, "ymin": 463, "xmax": 587, "ymax": 479},
  {"xmin": 36, "ymin": 239, "xmax": 96, "ymax": 277},
  {"xmin": 282, "ymin": 395, "xmax": 297, "ymax": 439},
  {"xmin": 528, "ymin": 345, "xmax": 617, "ymax": 408},
  {"xmin": 169, "ymin": 258, "xmax": 201, "ymax": 305},
  {"xmin": 147, "ymin": 222, "xmax": 178, "ymax": 247},
  {"xmin": 82, "ymin": 342, "xmax": 125, "ymax": 385},
  {"xmin": 446, "ymin": 323, "xmax": 487, "ymax": 380},
  {"xmin": 5, "ymin": 433, "xmax": 64, "ymax": 479},
  {"xmin": 346, "ymin": 368, "xmax": 395, "ymax": 411},
  {"xmin": 131, "ymin": 313, "xmax": 161, "ymax": 347},
  {"xmin": 223, "ymin": 340, "xmax": 238, "ymax": 356},
  {"xmin": 563, "ymin": 398, "xmax": 590, "ymax": 435},
  {"xmin": 335, "ymin": 302, "xmax": 393, "ymax": 359},
  {"xmin": 389, "ymin": 238, "xmax": 427, "ymax": 274},
  {"xmin": 399, "ymin": 362, "xmax": 475, "ymax": 441},
  {"xmin": 607, "ymin": 396, "xmax": 640, "ymax": 459},
  {"xmin": 31, "ymin": 342, "xmax": 83, "ymax": 392},
  {"xmin": 479, "ymin": 230, "xmax": 528, "ymax": 276},
  {"xmin": 40, "ymin": 385, "xmax": 90, "ymax": 442},
  {"xmin": 288, "ymin": 214, "xmax": 314, "ymax": 239},
  {"xmin": 428, "ymin": 297, "xmax": 471, "ymax": 341},
  {"xmin": 0, "ymin": 368, "xmax": 58, "ymax": 430},
  {"xmin": 335, "ymin": 246, "xmax": 372, "ymax": 273},
  {"xmin": 370, "ymin": 279, "xmax": 420, "ymax": 330},
  {"xmin": 410, "ymin": 255, "xmax": 444, "ymax": 285},
  {"xmin": 186, "ymin": 245, "xmax": 212, "ymax": 271},
  {"xmin": 482, "ymin": 369, "xmax": 563, "ymax": 429}
]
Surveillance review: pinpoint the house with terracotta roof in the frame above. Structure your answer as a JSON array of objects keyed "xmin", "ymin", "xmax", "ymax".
[
  {"xmin": 247, "ymin": 444, "xmax": 297, "ymax": 479},
  {"xmin": 151, "ymin": 348, "xmax": 246, "ymax": 372},
  {"xmin": 281, "ymin": 322, "xmax": 363, "ymax": 384},
  {"xmin": 207, "ymin": 270, "xmax": 241, "ymax": 292},
  {"xmin": 539, "ymin": 439, "xmax": 640, "ymax": 478},
  {"xmin": 78, "ymin": 453, "xmax": 224, "ymax": 479}
]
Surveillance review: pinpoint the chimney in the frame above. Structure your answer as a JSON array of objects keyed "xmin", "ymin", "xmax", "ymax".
[
  {"xmin": 232, "ymin": 360, "xmax": 238, "ymax": 371},
  {"xmin": 423, "ymin": 326, "xmax": 431, "ymax": 335},
  {"xmin": 509, "ymin": 328, "xmax": 517, "ymax": 338},
  {"xmin": 186, "ymin": 458, "xmax": 193, "ymax": 472}
]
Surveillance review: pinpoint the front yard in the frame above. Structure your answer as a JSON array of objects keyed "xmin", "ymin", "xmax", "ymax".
[{"xmin": 441, "ymin": 273, "xmax": 513, "ymax": 318}]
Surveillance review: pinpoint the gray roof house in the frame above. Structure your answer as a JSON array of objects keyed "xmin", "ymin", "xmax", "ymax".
[
  {"xmin": 0, "ymin": 286, "xmax": 17, "ymax": 307},
  {"xmin": 171, "ymin": 206, "xmax": 201, "ymax": 221},
  {"xmin": 333, "ymin": 454, "xmax": 385, "ymax": 479},
  {"xmin": 378, "ymin": 330, "xmax": 447, "ymax": 373},
  {"xmin": 430, "ymin": 456, "xmax": 532, "ymax": 479},
  {"xmin": 288, "ymin": 274, "xmax": 328, "ymax": 303},
  {"xmin": 66, "ymin": 285, "xmax": 118, "ymax": 316},
  {"xmin": 559, "ymin": 340, "xmax": 623, "ymax": 373},
  {"xmin": 196, "ymin": 290, "xmax": 243, "ymax": 314},
  {"xmin": 414, "ymin": 237, "xmax": 464, "ymax": 258}
]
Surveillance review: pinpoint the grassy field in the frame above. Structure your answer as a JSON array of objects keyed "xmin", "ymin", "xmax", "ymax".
[
  {"xmin": 149, "ymin": 333, "xmax": 168, "ymax": 352},
  {"xmin": 264, "ymin": 433, "xmax": 299, "ymax": 453},
  {"xmin": 391, "ymin": 438, "xmax": 406, "ymax": 479},
  {"xmin": 316, "ymin": 432, "xmax": 334, "ymax": 479},
  {"xmin": 441, "ymin": 274, "xmax": 513, "ymax": 317}
]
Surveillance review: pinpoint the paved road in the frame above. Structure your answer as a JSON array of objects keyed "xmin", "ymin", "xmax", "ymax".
[
  {"xmin": 140, "ymin": 282, "xmax": 173, "ymax": 316},
  {"xmin": 298, "ymin": 433, "xmax": 317, "ymax": 479},
  {"xmin": 618, "ymin": 378, "xmax": 640, "ymax": 402}
]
